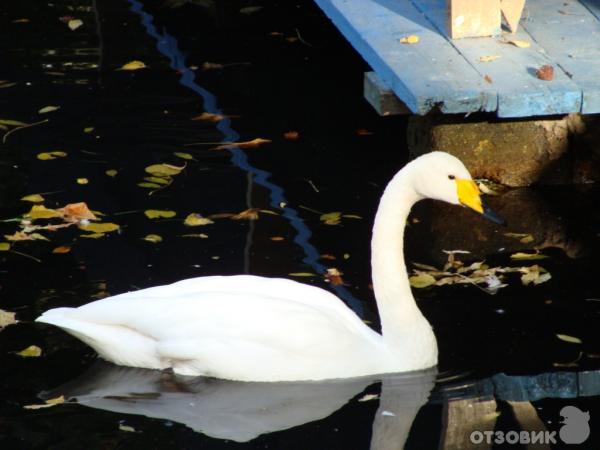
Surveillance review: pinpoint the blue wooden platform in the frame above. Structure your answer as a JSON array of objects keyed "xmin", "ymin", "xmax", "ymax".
[{"xmin": 314, "ymin": 0, "xmax": 600, "ymax": 117}]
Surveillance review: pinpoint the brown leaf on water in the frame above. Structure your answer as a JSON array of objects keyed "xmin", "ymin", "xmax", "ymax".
[
  {"xmin": 355, "ymin": 128, "xmax": 373, "ymax": 136},
  {"xmin": 270, "ymin": 236, "xmax": 285, "ymax": 241},
  {"xmin": 231, "ymin": 208, "xmax": 260, "ymax": 220},
  {"xmin": 320, "ymin": 254, "xmax": 336, "ymax": 260},
  {"xmin": 536, "ymin": 65, "xmax": 554, "ymax": 81},
  {"xmin": 202, "ymin": 62, "xmax": 224, "ymax": 71},
  {"xmin": 5, "ymin": 231, "xmax": 49, "ymax": 241},
  {"xmin": 58, "ymin": 202, "xmax": 98, "ymax": 222},
  {"xmin": 283, "ymin": 131, "xmax": 300, "ymax": 140},
  {"xmin": 52, "ymin": 246, "xmax": 71, "ymax": 254},
  {"xmin": 484, "ymin": 75, "xmax": 493, "ymax": 84},
  {"xmin": 325, "ymin": 268, "xmax": 345, "ymax": 286},
  {"xmin": 191, "ymin": 112, "xmax": 226, "ymax": 122},
  {"xmin": 212, "ymin": 138, "xmax": 271, "ymax": 151}
]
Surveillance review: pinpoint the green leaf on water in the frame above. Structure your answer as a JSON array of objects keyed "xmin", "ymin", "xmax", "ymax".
[
  {"xmin": 144, "ymin": 210, "xmax": 176, "ymax": 219},
  {"xmin": 145, "ymin": 163, "xmax": 184, "ymax": 177},
  {"xmin": 557, "ymin": 334, "xmax": 582, "ymax": 344}
]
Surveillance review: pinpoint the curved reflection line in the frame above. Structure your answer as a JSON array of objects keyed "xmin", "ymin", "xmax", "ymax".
[{"xmin": 128, "ymin": 0, "xmax": 364, "ymax": 315}]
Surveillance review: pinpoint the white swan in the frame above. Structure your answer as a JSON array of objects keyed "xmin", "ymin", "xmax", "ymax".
[{"xmin": 36, "ymin": 152, "xmax": 502, "ymax": 382}]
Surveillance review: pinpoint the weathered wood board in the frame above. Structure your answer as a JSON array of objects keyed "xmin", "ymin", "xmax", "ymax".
[{"xmin": 315, "ymin": 0, "xmax": 600, "ymax": 117}]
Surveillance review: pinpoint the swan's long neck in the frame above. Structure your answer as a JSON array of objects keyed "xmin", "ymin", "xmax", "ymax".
[{"xmin": 371, "ymin": 166, "xmax": 429, "ymax": 346}]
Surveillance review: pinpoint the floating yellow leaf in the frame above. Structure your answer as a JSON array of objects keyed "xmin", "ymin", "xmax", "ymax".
[
  {"xmin": 520, "ymin": 265, "xmax": 551, "ymax": 286},
  {"xmin": 80, "ymin": 232, "xmax": 105, "ymax": 239},
  {"xmin": 0, "ymin": 309, "xmax": 17, "ymax": 329},
  {"xmin": 84, "ymin": 127, "xmax": 94, "ymax": 133},
  {"xmin": 144, "ymin": 210, "xmax": 176, "ymax": 219},
  {"xmin": 24, "ymin": 395, "xmax": 65, "ymax": 410},
  {"xmin": 52, "ymin": 246, "xmax": 71, "ymax": 254},
  {"xmin": 38, "ymin": 105, "xmax": 60, "ymax": 114},
  {"xmin": 212, "ymin": 138, "xmax": 271, "ymax": 150},
  {"xmin": 0, "ymin": 242, "xmax": 9, "ymax": 251},
  {"xmin": 118, "ymin": 60, "xmax": 147, "ymax": 71},
  {"xmin": 5, "ymin": 231, "xmax": 49, "ymax": 241},
  {"xmin": 174, "ymin": 152, "xmax": 194, "ymax": 160},
  {"xmin": 509, "ymin": 39, "xmax": 530, "ymax": 48},
  {"xmin": 25, "ymin": 204, "xmax": 62, "ymax": 219},
  {"xmin": 409, "ymin": 273, "xmax": 437, "ymax": 288},
  {"xmin": 67, "ymin": 19, "xmax": 83, "ymax": 30},
  {"xmin": 37, "ymin": 151, "xmax": 67, "ymax": 160},
  {"xmin": 119, "ymin": 424, "xmax": 136, "ymax": 433},
  {"xmin": 320, "ymin": 212, "xmax": 342, "ymax": 225},
  {"xmin": 270, "ymin": 236, "xmax": 285, "ymax": 241},
  {"xmin": 79, "ymin": 222, "xmax": 120, "ymax": 233},
  {"xmin": 479, "ymin": 55, "xmax": 501, "ymax": 62},
  {"xmin": 510, "ymin": 252, "xmax": 548, "ymax": 260},
  {"xmin": 180, "ymin": 233, "xmax": 208, "ymax": 238},
  {"xmin": 21, "ymin": 194, "xmax": 44, "ymax": 203},
  {"xmin": 191, "ymin": 112, "xmax": 225, "ymax": 122},
  {"xmin": 105, "ymin": 169, "xmax": 118, "ymax": 177},
  {"xmin": 142, "ymin": 234, "xmax": 163, "ymax": 243},
  {"xmin": 557, "ymin": 334, "xmax": 582, "ymax": 344},
  {"xmin": 138, "ymin": 182, "xmax": 161, "ymax": 189},
  {"xmin": 16, "ymin": 345, "xmax": 42, "ymax": 357},
  {"xmin": 144, "ymin": 176, "xmax": 171, "ymax": 185},
  {"xmin": 145, "ymin": 163, "xmax": 184, "ymax": 177},
  {"xmin": 0, "ymin": 119, "xmax": 27, "ymax": 127},
  {"xmin": 184, "ymin": 213, "xmax": 214, "ymax": 226},
  {"xmin": 399, "ymin": 35, "xmax": 419, "ymax": 44},
  {"xmin": 288, "ymin": 272, "xmax": 316, "ymax": 277},
  {"xmin": 76, "ymin": 178, "xmax": 89, "ymax": 185}
]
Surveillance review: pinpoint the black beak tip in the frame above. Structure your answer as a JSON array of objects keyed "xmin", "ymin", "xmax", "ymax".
[{"xmin": 482, "ymin": 203, "xmax": 506, "ymax": 226}]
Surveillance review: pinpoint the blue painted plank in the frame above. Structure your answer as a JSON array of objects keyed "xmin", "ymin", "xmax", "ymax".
[
  {"xmin": 314, "ymin": 0, "xmax": 497, "ymax": 114},
  {"xmin": 412, "ymin": 0, "xmax": 582, "ymax": 117},
  {"xmin": 523, "ymin": 0, "xmax": 600, "ymax": 113}
]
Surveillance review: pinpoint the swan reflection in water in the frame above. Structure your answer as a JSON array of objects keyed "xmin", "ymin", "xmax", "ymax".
[
  {"xmin": 41, "ymin": 362, "xmax": 600, "ymax": 448},
  {"xmin": 42, "ymin": 361, "xmax": 436, "ymax": 446}
]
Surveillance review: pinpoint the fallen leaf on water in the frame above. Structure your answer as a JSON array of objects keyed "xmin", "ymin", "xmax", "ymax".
[
  {"xmin": 409, "ymin": 272, "xmax": 437, "ymax": 288},
  {"xmin": 145, "ymin": 163, "xmax": 184, "ymax": 177},
  {"xmin": 52, "ymin": 246, "xmax": 71, "ymax": 254},
  {"xmin": 67, "ymin": 19, "xmax": 83, "ymax": 30},
  {"xmin": 557, "ymin": 334, "xmax": 582, "ymax": 344},
  {"xmin": 5, "ymin": 231, "xmax": 49, "ymax": 241},
  {"xmin": 520, "ymin": 265, "xmax": 551, "ymax": 286},
  {"xmin": 510, "ymin": 252, "xmax": 548, "ymax": 260},
  {"xmin": 25, "ymin": 204, "xmax": 62, "ymax": 219},
  {"xmin": 174, "ymin": 152, "xmax": 194, "ymax": 160},
  {"xmin": 270, "ymin": 236, "xmax": 285, "ymax": 241},
  {"xmin": 184, "ymin": 213, "xmax": 214, "ymax": 226},
  {"xmin": 0, "ymin": 309, "xmax": 17, "ymax": 329},
  {"xmin": 21, "ymin": 194, "xmax": 44, "ymax": 203},
  {"xmin": 59, "ymin": 202, "xmax": 98, "ymax": 222},
  {"xmin": 399, "ymin": 35, "xmax": 419, "ymax": 44},
  {"xmin": 355, "ymin": 128, "xmax": 373, "ymax": 136},
  {"xmin": 0, "ymin": 242, "xmax": 10, "ymax": 251},
  {"xmin": 144, "ymin": 210, "xmax": 176, "ymax": 219},
  {"xmin": 240, "ymin": 5, "xmax": 262, "ymax": 14},
  {"xmin": 138, "ymin": 182, "xmax": 161, "ymax": 189},
  {"xmin": 16, "ymin": 345, "xmax": 42, "ymax": 357},
  {"xmin": 38, "ymin": 105, "xmax": 60, "ymax": 114},
  {"xmin": 118, "ymin": 60, "xmax": 147, "ymax": 71},
  {"xmin": 504, "ymin": 232, "xmax": 534, "ymax": 244},
  {"xmin": 12, "ymin": 18, "xmax": 30, "ymax": 23},
  {"xmin": 208, "ymin": 213, "xmax": 235, "ymax": 219},
  {"xmin": 119, "ymin": 424, "xmax": 136, "ymax": 433},
  {"xmin": 37, "ymin": 151, "xmax": 67, "ymax": 160},
  {"xmin": 283, "ymin": 131, "xmax": 300, "ymax": 140},
  {"xmin": 142, "ymin": 234, "xmax": 162, "ymax": 243},
  {"xmin": 325, "ymin": 268, "xmax": 345, "ymax": 286},
  {"xmin": 191, "ymin": 112, "xmax": 226, "ymax": 122},
  {"xmin": 84, "ymin": 127, "xmax": 94, "ymax": 133},
  {"xmin": 508, "ymin": 39, "xmax": 531, "ymax": 48},
  {"xmin": 79, "ymin": 222, "xmax": 120, "ymax": 233},
  {"xmin": 536, "ymin": 64, "xmax": 554, "ymax": 81},
  {"xmin": 288, "ymin": 272, "xmax": 316, "ymax": 277},
  {"xmin": 321, "ymin": 254, "xmax": 336, "ymax": 260},
  {"xmin": 76, "ymin": 178, "xmax": 89, "ymax": 185},
  {"xmin": 342, "ymin": 214, "xmax": 362, "ymax": 219},
  {"xmin": 212, "ymin": 138, "xmax": 271, "ymax": 150},
  {"xmin": 180, "ymin": 233, "xmax": 208, "ymax": 239},
  {"xmin": 320, "ymin": 212, "xmax": 342, "ymax": 225},
  {"xmin": 144, "ymin": 176, "xmax": 171, "ymax": 186},
  {"xmin": 202, "ymin": 62, "xmax": 224, "ymax": 71},
  {"xmin": 0, "ymin": 119, "xmax": 27, "ymax": 127},
  {"xmin": 105, "ymin": 169, "xmax": 118, "ymax": 177},
  {"xmin": 80, "ymin": 232, "xmax": 105, "ymax": 239},
  {"xmin": 479, "ymin": 55, "xmax": 501, "ymax": 62},
  {"xmin": 24, "ymin": 395, "xmax": 65, "ymax": 410},
  {"xmin": 231, "ymin": 208, "xmax": 260, "ymax": 220}
]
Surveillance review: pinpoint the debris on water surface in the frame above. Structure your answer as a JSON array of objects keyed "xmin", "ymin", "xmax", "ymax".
[
  {"xmin": 24, "ymin": 395, "xmax": 65, "ymax": 410},
  {"xmin": 16, "ymin": 345, "xmax": 42, "ymax": 357},
  {"xmin": 536, "ymin": 65, "xmax": 554, "ymax": 81},
  {"xmin": 0, "ymin": 309, "xmax": 17, "ymax": 330}
]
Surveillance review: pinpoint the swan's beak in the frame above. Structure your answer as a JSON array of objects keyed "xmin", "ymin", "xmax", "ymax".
[{"xmin": 456, "ymin": 179, "xmax": 506, "ymax": 225}]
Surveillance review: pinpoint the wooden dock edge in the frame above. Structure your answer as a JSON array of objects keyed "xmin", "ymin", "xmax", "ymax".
[{"xmin": 364, "ymin": 72, "xmax": 410, "ymax": 116}]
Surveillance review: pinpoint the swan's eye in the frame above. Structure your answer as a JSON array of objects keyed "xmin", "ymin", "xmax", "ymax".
[{"xmin": 448, "ymin": 174, "xmax": 455, "ymax": 180}]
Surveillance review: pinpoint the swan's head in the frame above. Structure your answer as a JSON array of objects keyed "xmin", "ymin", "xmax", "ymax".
[{"xmin": 410, "ymin": 152, "xmax": 505, "ymax": 225}]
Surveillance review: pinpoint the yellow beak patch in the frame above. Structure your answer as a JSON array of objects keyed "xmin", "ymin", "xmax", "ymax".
[{"xmin": 456, "ymin": 179, "xmax": 483, "ymax": 214}]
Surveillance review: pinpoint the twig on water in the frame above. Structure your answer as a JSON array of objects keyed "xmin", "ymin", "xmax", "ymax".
[{"xmin": 3, "ymin": 119, "xmax": 49, "ymax": 144}]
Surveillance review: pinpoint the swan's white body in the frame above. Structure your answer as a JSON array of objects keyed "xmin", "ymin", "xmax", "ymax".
[{"xmin": 37, "ymin": 152, "xmax": 485, "ymax": 382}]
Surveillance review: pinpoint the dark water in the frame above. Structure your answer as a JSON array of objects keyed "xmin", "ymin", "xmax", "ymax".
[{"xmin": 1, "ymin": 0, "xmax": 600, "ymax": 448}]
